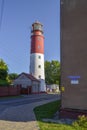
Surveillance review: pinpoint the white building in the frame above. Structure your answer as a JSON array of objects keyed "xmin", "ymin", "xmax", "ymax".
[{"xmin": 13, "ymin": 72, "xmax": 40, "ymax": 94}]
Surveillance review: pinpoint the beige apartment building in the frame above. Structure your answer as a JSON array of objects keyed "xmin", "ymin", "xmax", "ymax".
[{"xmin": 60, "ymin": 0, "xmax": 87, "ymax": 118}]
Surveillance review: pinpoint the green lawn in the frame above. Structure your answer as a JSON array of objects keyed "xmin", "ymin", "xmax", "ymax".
[{"xmin": 34, "ymin": 100, "xmax": 87, "ymax": 130}]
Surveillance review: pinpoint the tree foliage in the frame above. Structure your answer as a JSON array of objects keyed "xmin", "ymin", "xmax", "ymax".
[
  {"xmin": 0, "ymin": 59, "xmax": 19, "ymax": 86},
  {"xmin": 0, "ymin": 59, "xmax": 8, "ymax": 80},
  {"xmin": 45, "ymin": 60, "xmax": 60, "ymax": 85},
  {"xmin": 8, "ymin": 73, "xmax": 18, "ymax": 83},
  {"xmin": 0, "ymin": 59, "xmax": 9, "ymax": 85},
  {"xmin": 0, "ymin": 59, "xmax": 8, "ymax": 71}
]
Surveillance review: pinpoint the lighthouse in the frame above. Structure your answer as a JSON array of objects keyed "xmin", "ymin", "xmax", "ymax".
[{"xmin": 30, "ymin": 21, "xmax": 46, "ymax": 92}]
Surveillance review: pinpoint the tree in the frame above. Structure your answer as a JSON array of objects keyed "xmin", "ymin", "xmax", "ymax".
[
  {"xmin": 0, "ymin": 59, "xmax": 8, "ymax": 79},
  {"xmin": 8, "ymin": 73, "xmax": 18, "ymax": 83},
  {"xmin": 45, "ymin": 60, "xmax": 60, "ymax": 85},
  {"xmin": 0, "ymin": 59, "xmax": 9, "ymax": 85}
]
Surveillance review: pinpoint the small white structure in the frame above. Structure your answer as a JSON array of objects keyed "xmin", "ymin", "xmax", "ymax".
[
  {"xmin": 40, "ymin": 79, "xmax": 46, "ymax": 92},
  {"xmin": 13, "ymin": 72, "xmax": 40, "ymax": 94},
  {"xmin": 46, "ymin": 84, "xmax": 60, "ymax": 93}
]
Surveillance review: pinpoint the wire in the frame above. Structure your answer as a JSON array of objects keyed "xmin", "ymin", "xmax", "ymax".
[{"xmin": 0, "ymin": 0, "xmax": 4, "ymax": 31}]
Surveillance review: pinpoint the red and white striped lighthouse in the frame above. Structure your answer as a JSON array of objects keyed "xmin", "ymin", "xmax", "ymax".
[{"xmin": 30, "ymin": 21, "xmax": 46, "ymax": 92}]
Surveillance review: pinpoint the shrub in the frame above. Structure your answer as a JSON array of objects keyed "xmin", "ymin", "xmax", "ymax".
[
  {"xmin": 0, "ymin": 79, "xmax": 9, "ymax": 86},
  {"xmin": 72, "ymin": 115, "xmax": 87, "ymax": 128}
]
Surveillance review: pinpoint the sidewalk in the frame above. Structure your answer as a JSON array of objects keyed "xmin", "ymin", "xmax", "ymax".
[{"xmin": 0, "ymin": 98, "xmax": 58, "ymax": 130}]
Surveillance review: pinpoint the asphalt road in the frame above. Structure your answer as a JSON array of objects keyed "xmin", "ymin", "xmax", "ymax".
[{"xmin": 0, "ymin": 93, "xmax": 60, "ymax": 114}]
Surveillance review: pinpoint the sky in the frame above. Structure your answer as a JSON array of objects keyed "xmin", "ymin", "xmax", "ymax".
[{"xmin": 0, "ymin": 0, "xmax": 60, "ymax": 74}]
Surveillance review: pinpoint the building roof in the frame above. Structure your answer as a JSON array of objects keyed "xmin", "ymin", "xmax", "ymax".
[{"xmin": 17, "ymin": 72, "xmax": 40, "ymax": 82}]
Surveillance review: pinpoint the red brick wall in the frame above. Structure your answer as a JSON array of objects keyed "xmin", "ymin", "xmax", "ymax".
[
  {"xmin": 0, "ymin": 86, "xmax": 21, "ymax": 97},
  {"xmin": 60, "ymin": 108, "xmax": 87, "ymax": 119}
]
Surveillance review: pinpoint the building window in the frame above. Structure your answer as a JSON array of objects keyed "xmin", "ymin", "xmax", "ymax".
[
  {"xmin": 38, "ymin": 55, "xmax": 41, "ymax": 59},
  {"xmin": 39, "ymin": 75, "xmax": 41, "ymax": 79},
  {"xmin": 38, "ymin": 65, "xmax": 41, "ymax": 68}
]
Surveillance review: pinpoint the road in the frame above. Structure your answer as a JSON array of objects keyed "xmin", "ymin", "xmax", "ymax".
[{"xmin": 0, "ymin": 93, "xmax": 60, "ymax": 114}]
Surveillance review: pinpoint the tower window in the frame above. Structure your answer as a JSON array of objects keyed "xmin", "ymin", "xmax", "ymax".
[
  {"xmin": 38, "ymin": 45, "xmax": 41, "ymax": 49},
  {"xmin": 38, "ymin": 65, "xmax": 41, "ymax": 68},
  {"xmin": 38, "ymin": 56, "xmax": 41, "ymax": 59},
  {"xmin": 37, "ymin": 37, "xmax": 41, "ymax": 41},
  {"xmin": 39, "ymin": 75, "xmax": 41, "ymax": 79}
]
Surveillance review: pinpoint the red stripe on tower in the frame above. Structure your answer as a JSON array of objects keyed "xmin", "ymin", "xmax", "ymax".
[{"xmin": 31, "ymin": 22, "xmax": 44, "ymax": 54}]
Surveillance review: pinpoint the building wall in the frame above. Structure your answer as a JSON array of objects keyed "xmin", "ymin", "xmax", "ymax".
[
  {"xmin": 61, "ymin": 0, "xmax": 87, "ymax": 110},
  {"xmin": 13, "ymin": 74, "xmax": 40, "ymax": 93},
  {"xmin": 32, "ymin": 81, "xmax": 40, "ymax": 93},
  {"xmin": 40, "ymin": 79, "xmax": 46, "ymax": 92},
  {"xmin": 31, "ymin": 34, "xmax": 44, "ymax": 54},
  {"xmin": 30, "ymin": 53, "xmax": 45, "ymax": 79},
  {"xmin": 14, "ymin": 74, "xmax": 31, "ymax": 88}
]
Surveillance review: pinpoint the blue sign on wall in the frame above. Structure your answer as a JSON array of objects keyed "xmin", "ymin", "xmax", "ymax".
[
  {"xmin": 68, "ymin": 76, "xmax": 80, "ymax": 79},
  {"xmin": 67, "ymin": 76, "xmax": 80, "ymax": 85}
]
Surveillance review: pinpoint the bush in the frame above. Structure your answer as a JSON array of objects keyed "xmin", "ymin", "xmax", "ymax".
[
  {"xmin": 0, "ymin": 79, "xmax": 9, "ymax": 86},
  {"xmin": 72, "ymin": 115, "xmax": 87, "ymax": 129}
]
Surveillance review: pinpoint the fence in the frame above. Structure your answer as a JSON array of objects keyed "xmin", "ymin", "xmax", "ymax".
[
  {"xmin": 0, "ymin": 85, "xmax": 21, "ymax": 97},
  {"xmin": 21, "ymin": 86, "xmax": 32, "ymax": 95}
]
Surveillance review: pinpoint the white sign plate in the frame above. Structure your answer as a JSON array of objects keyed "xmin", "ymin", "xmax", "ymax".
[{"xmin": 71, "ymin": 80, "xmax": 79, "ymax": 84}]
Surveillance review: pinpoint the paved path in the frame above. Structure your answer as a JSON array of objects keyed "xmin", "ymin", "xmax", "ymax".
[{"xmin": 0, "ymin": 96, "xmax": 59, "ymax": 130}]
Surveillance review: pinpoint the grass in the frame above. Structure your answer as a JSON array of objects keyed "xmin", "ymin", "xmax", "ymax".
[
  {"xmin": 34, "ymin": 100, "xmax": 87, "ymax": 130},
  {"xmin": 34, "ymin": 100, "xmax": 60, "ymax": 120}
]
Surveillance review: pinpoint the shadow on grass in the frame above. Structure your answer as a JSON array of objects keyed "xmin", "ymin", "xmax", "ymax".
[{"xmin": 34, "ymin": 100, "xmax": 61, "ymax": 120}]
